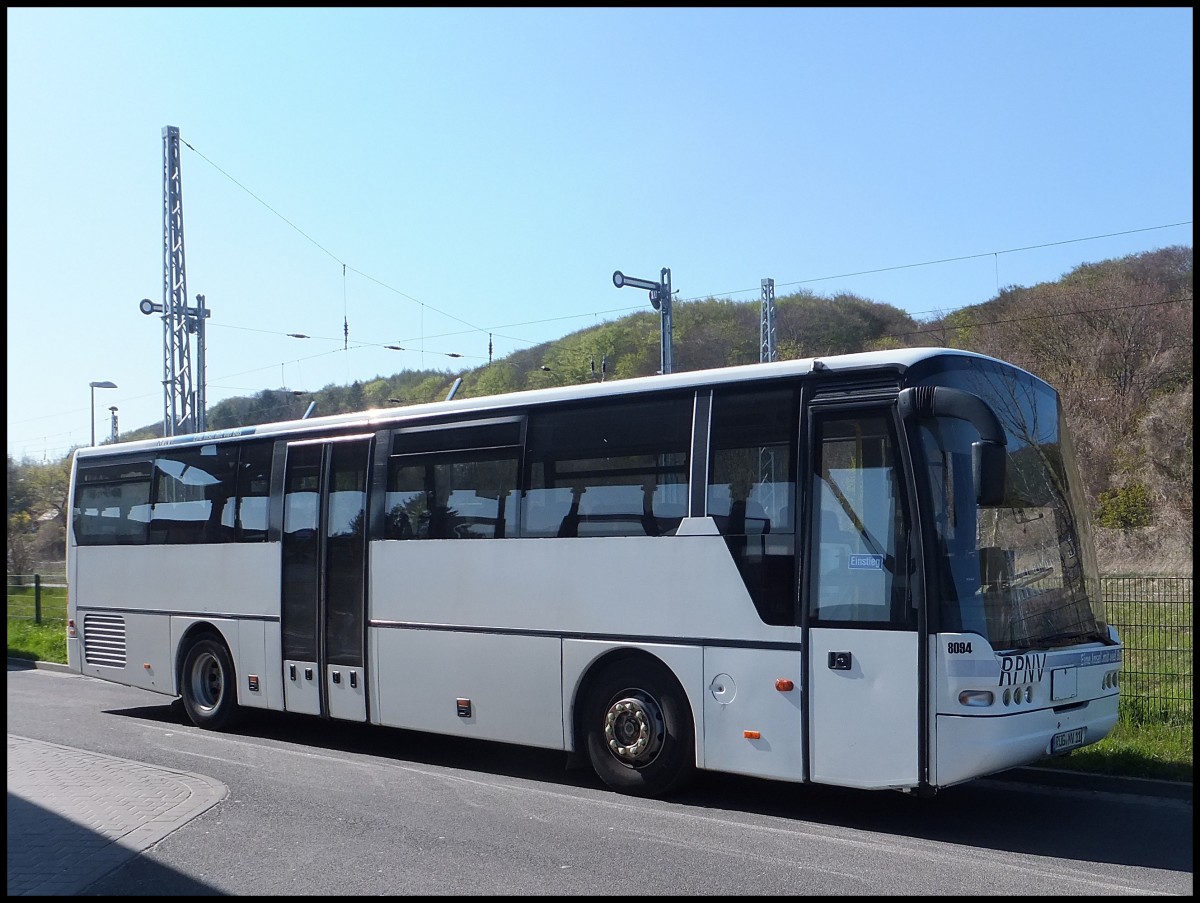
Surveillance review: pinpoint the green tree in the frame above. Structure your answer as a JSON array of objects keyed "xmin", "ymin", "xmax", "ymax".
[
  {"xmin": 7, "ymin": 511, "xmax": 36, "ymax": 576},
  {"xmin": 7, "ymin": 456, "xmax": 36, "ymax": 516}
]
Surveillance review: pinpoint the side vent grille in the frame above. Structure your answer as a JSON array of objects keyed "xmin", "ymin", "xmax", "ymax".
[{"xmin": 83, "ymin": 614, "xmax": 126, "ymax": 668}]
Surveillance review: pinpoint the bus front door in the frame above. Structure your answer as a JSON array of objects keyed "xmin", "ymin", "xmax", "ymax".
[
  {"xmin": 804, "ymin": 405, "xmax": 921, "ymax": 790},
  {"xmin": 280, "ymin": 436, "xmax": 372, "ymax": 723}
]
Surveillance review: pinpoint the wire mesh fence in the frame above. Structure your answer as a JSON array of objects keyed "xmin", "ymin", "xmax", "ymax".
[
  {"xmin": 1103, "ymin": 576, "xmax": 1193, "ymax": 727},
  {"xmin": 6, "ymin": 574, "xmax": 68, "ymax": 624}
]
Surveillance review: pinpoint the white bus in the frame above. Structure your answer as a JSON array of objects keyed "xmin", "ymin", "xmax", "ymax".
[{"xmin": 67, "ymin": 347, "xmax": 1121, "ymax": 798}]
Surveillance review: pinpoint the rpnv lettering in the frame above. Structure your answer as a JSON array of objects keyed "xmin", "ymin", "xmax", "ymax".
[{"xmin": 997, "ymin": 653, "xmax": 1046, "ymax": 686}]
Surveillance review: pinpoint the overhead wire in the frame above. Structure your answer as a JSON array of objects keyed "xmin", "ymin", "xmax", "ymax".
[
  {"xmin": 181, "ymin": 137, "xmax": 1191, "ymax": 358},
  {"xmin": 6, "ymin": 138, "xmax": 1192, "ymax": 461}
]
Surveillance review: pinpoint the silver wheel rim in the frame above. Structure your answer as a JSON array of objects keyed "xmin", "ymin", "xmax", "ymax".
[
  {"xmin": 188, "ymin": 651, "xmax": 224, "ymax": 713},
  {"xmin": 602, "ymin": 692, "xmax": 665, "ymax": 767}
]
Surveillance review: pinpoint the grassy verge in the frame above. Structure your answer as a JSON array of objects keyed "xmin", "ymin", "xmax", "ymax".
[
  {"xmin": 8, "ymin": 584, "xmax": 69, "ymax": 664},
  {"xmin": 1034, "ymin": 718, "xmax": 1192, "ymax": 783},
  {"xmin": 7, "ymin": 617, "xmax": 1191, "ymax": 785},
  {"xmin": 8, "ymin": 618, "xmax": 68, "ymax": 664}
]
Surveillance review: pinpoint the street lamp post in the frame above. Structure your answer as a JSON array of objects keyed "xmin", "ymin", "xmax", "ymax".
[{"xmin": 89, "ymin": 381, "xmax": 117, "ymax": 446}]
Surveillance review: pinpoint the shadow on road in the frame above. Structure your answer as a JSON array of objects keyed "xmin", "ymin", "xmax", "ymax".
[
  {"xmin": 7, "ymin": 793, "xmax": 225, "ymax": 896},
  {"xmin": 105, "ymin": 699, "xmax": 1192, "ymax": 878}
]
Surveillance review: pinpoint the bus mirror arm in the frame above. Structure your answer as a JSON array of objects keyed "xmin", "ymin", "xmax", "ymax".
[
  {"xmin": 972, "ymin": 441, "xmax": 1006, "ymax": 507},
  {"xmin": 897, "ymin": 386, "xmax": 1006, "ymax": 507}
]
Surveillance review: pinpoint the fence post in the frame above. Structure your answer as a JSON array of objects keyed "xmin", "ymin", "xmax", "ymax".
[{"xmin": 34, "ymin": 574, "xmax": 42, "ymax": 625}]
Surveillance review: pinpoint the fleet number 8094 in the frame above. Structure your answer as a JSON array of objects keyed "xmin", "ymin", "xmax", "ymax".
[{"xmin": 947, "ymin": 641, "xmax": 974, "ymax": 654}]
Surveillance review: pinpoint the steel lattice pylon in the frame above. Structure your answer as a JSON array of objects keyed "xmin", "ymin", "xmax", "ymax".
[
  {"xmin": 759, "ymin": 278, "xmax": 777, "ymax": 509},
  {"xmin": 161, "ymin": 125, "xmax": 196, "ymax": 436}
]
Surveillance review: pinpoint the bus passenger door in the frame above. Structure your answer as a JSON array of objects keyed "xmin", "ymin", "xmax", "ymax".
[
  {"xmin": 805, "ymin": 405, "xmax": 921, "ymax": 789},
  {"xmin": 281, "ymin": 436, "xmax": 372, "ymax": 723}
]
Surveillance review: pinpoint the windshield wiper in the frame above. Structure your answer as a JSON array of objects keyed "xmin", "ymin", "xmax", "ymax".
[
  {"xmin": 1021, "ymin": 630, "xmax": 1101, "ymax": 650},
  {"xmin": 1003, "ymin": 565, "xmax": 1054, "ymax": 590}
]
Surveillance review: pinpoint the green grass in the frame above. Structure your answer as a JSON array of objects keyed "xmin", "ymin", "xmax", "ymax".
[
  {"xmin": 7, "ymin": 618, "xmax": 68, "ymax": 664},
  {"xmin": 7, "ymin": 584, "xmax": 69, "ymax": 663},
  {"xmin": 8, "ymin": 615, "xmax": 1190, "ymax": 785},
  {"xmin": 1106, "ymin": 597, "xmax": 1193, "ymax": 728},
  {"xmin": 1033, "ymin": 718, "xmax": 1192, "ymax": 783}
]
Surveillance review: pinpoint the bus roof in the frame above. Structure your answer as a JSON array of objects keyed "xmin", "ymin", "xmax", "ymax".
[{"xmin": 74, "ymin": 346, "xmax": 1017, "ymax": 458}]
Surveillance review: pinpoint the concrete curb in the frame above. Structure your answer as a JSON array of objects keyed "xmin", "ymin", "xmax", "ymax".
[{"xmin": 8, "ymin": 658, "xmax": 73, "ymax": 674}]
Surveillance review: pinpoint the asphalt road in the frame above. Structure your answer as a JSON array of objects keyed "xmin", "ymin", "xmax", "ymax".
[{"xmin": 7, "ymin": 665, "xmax": 1193, "ymax": 895}]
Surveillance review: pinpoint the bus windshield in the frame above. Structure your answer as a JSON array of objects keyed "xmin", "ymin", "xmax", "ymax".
[{"xmin": 911, "ymin": 358, "xmax": 1109, "ymax": 651}]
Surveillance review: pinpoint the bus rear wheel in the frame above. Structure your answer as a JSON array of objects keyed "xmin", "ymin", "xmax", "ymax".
[
  {"xmin": 583, "ymin": 658, "xmax": 695, "ymax": 798},
  {"xmin": 180, "ymin": 636, "xmax": 242, "ymax": 731}
]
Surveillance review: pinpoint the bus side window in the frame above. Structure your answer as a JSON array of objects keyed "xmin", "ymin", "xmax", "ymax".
[
  {"xmin": 818, "ymin": 509, "xmax": 854, "ymax": 576},
  {"xmin": 521, "ymin": 487, "xmax": 574, "ymax": 537},
  {"xmin": 809, "ymin": 413, "xmax": 911, "ymax": 626},
  {"xmin": 384, "ymin": 461, "xmax": 427, "ymax": 540},
  {"xmin": 706, "ymin": 386, "xmax": 799, "ymax": 626},
  {"xmin": 385, "ymin": 451, "xmax": 520, "ymax": 540},
  {"xmin": 149, "ymin": 446, "xmax": 238, "ymax": 544},
  {"xmin": 233, "ymin": 441, "xmax": 272, "ymax": 541},
  {"xmin": 72, "ymin": 461, "xmax": 153, "ymax": 546},
  {"xmin": 522, "ymin": 395, "xmax": 690, "ymax": 539}
]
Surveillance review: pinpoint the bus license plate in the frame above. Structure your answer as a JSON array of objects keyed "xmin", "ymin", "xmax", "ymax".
[{"xmin": 1051, "ymin": 727, "xmax": 1086, "ymax": 754}]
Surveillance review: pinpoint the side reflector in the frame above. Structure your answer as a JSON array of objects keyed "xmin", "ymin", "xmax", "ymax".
[
  {"xmin": 67, "ymin": 619, "xmax": 76, "ymax": 638},
  {"xmin": 775, "ymin": 678, "xmax": 794, "ymax": 691},
  {"xmin": 743, "ymin": 730, "xmax": 761, "ymax": 739}
]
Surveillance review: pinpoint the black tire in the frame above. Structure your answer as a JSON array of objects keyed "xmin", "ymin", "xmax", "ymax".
[
  {"xmin": 180, "ymin": 635, "xmax": 242, "ymax": 731},
  {"xmin": 583, "ymin": 658, "xmax": 695, "ymax": 798}
]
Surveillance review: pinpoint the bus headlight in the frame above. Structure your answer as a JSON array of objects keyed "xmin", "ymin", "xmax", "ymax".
[{"xmin": 959, "ymin": 690, "xmax": 994, "ymax": 707}]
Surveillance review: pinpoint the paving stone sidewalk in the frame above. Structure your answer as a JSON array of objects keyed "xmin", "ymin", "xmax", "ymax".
[{"xmin": 6, "ymin": 734, "xmax": 227, "ymax": 896}]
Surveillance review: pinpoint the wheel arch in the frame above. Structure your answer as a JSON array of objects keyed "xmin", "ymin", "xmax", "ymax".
[
  {"xmin": 563, "ymin": 641, "xmax": 704, "ymax": 767},
  {"xmin": 173, "ymin": 619, "xmax": 238, "ymax": 697}
]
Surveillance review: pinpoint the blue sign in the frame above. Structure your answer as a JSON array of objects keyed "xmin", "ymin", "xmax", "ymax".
[{"xmin": 848, "ymin": 554, "xmax": 884, "ymax": 570}]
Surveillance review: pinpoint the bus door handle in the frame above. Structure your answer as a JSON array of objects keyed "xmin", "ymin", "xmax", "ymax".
[{"xmin": 828, "ymin": 651, "xmax": 852, "ymax": 671}]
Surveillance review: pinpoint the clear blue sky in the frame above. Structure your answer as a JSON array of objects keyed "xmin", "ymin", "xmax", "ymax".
[{"xmin": 6, "ymin": 7, "xmax": 1193, "ymax": 462}]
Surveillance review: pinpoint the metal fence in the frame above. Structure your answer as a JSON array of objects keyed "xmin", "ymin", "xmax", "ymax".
[
  {"xmin": 6, "ymin": 574, "xmax": 68, "ymax": 624},
  {"xmin": 1102, "ymin": 576, "xmax": 1193, "ymax": 725},
  {"xmin": 5, "ymin": 572, "xmax": 1193, "ymax": 722}
]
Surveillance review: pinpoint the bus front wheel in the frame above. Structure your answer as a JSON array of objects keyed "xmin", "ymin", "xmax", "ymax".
[
  {"xmin": 583, "ymin": 658, "xmax": 695, "ymax": 798},
  {"xmin": 180, "ymin": 636, "xmax": 242, "ymax": 731}
]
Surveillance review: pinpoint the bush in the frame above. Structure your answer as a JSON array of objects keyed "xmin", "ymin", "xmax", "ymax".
[{"xmin": 1095, "ymin": 482, "xmax": 1154, "ymax": 529}]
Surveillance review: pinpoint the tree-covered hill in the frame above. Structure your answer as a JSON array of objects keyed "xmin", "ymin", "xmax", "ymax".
[{"xmin": 908, "ymin": 245, "xmax": 1192, "ymax": 572}]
